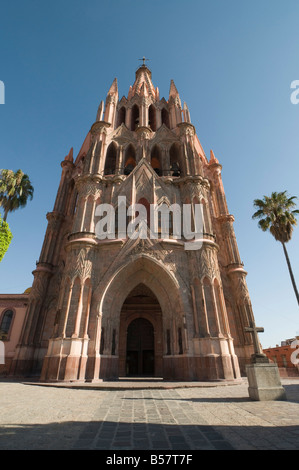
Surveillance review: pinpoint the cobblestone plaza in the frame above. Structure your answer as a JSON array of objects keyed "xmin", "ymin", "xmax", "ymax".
[{"xmin": 0, "ymin": 378, "xmax": 298, "ymax": 451}]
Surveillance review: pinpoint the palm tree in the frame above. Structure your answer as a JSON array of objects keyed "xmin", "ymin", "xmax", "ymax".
[
  {"xmin": 0, "ymin": 169, "xmax": 34, "ymax": 221},
  {"xmin": 252, "ymin": 191, "xmax": 299, "ymax": 306}
]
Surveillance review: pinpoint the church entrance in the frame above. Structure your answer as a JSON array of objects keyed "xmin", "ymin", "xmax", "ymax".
[
  {"xmin": 126, "ymin": 318, "xmax": 154, "ymax": 376},
  {"xmin": 118, "ymin": 283, "xmax": 163, "ymax": 378}
]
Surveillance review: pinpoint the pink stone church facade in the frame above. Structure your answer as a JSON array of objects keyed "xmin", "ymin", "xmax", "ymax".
[{"xmin": 6, "ymin": 64, "xmax": 256, "ymax": 382}]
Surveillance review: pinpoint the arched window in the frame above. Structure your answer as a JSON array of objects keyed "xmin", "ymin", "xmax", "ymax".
[
  {"xmin": 201, "ymin": 198, "xmax": 211, "ymax": 234},
  {"xmin": 117, "ymin": 107, "xmax": 126, "ymax": 128},
  {"xmin": 214, "ymin": 279, "xmax": 226, "ymax": 335},
  {"xmin": 193, "ymin": 278, "xmax": 209, "ymax": 337},
  {"xmin": 72, "ymin": 191, "xmax": 79, "ymax": 215},
  {"xmin": 0, "ymin": 309, "xmax": 14, "ymax": 340},
  {"xmin": 83, "ymin": 194, "xmax": 94, "ymax": 232},
  {"xmin": 169, "ymin": 143, "xmax": 182, "ymax": 177},
  {"xmin": 151, "ymin": 145, "xmax": 162, "ymax": 176},
  {"xmin": 161, "ymin": 108, "xmax": 170, "ymax": 129},
  {"xmin": 124, "ymin": 144, "xmax": 136, "ymax": 175},
  {"xmin": 225, "ymin": 299, "xmax": 238, "ymax": 342},
  {"xmin": 203, "ymin": 278, "xmax": 218, "ymax": 337},
  {"xmin": 131, "ymin": 104, "xmax": 139, "ymax": 131},
  {"xmin": 166, "ymin": 329, "xmax": 171, "ymax": 355},
  {"xmin": 115, "ymin": 202, "xmax": 130, "ymax": 239},
  {"xmin": 65, "ymin": 278, "xmax": 81, "ymax": 338},
  {"xmin": 79, "ymin": 279, "xmax": 92, "ymax": 338},
  {"xmin": 104, "ymin": 142, "xmax": 117, "ymax": 175},
  {"xmin": 100, "ymin": 327, "xmax": 105, "ymax": 354},
  {"xmin": 148, "ymin": 104, "xmax": 157, "ymax": 131},
  {"xmin": 137, "ymin": 198, "xmax": 151, "ymax": 227},
  {"xmin": 178, "ymin": 327, "xmax": 183, "ymax": 354},
  {"xmin": 64, "ymin": 179, "xmax": 77, "ymax": 217},
  {"xmin": 155, "ymin": 201, "xmax": 174, "ymax": 238}
]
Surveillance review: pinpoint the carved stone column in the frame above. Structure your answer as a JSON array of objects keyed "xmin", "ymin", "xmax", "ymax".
[
  {"xmin": 10, "ymin": 266, "xmax": 53, "ymax": 376},
  {"xmin": 39, "ymin": 212, "xmax": 65, "ymax": 265},
  {"xmin": 73, "ymin": 176, "xmax": 102, "ymax": 234},
  {"xmin": 218, "ymin": 214, "xmax": 242, "ymax": 265}
]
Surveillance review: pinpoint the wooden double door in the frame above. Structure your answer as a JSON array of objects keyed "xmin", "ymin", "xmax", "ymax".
[{"xmin": 126, "ymin": 318, "xmax": 155, "ymax": 376}]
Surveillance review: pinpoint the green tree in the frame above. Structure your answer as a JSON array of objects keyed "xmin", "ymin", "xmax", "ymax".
[
  {"xmin": 252, "ymin": 191, "xmax": 299, "ymax": 306},
  {"xmin": 0, "ymin": 214, "xmax": 13, "ymax": 262},
  {"xmin": 0, "ymin": 169, "xmax": 34, "ymax": 221}
]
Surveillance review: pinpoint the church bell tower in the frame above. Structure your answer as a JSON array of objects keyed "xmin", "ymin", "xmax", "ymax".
[{"xmin": 11, "ymin": 62, "xmax": 256, "ymax": 382}]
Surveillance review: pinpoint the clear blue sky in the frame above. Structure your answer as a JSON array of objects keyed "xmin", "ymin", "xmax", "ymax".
[{"xmin": 0, "ymin": 0, "xmax": 298, "ymax": 348}]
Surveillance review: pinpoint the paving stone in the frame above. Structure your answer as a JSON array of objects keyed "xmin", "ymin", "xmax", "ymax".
[{"xmin": 0, "ymin": 378, "xmax": 298, "ymax": 450}]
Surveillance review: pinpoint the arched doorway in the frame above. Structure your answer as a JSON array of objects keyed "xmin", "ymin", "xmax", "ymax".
[
  {"xmin": 126, "ymin": 318, "xmax": 154, "ymax": 376},
  {"xmin": 118, "ymin": 283, "xmax": 163, "ymax": 377},
  {"xmin": 96, "ymin": 256, "xmax": 186, "ymax": 381}
]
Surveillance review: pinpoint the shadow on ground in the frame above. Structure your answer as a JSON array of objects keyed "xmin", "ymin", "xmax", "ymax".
[{"xmin": 0, "ymin": 420, "xmax": 299, "ymax": 451}]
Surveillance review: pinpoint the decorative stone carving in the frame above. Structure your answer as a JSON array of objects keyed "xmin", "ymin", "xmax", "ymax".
[
  {"xmin": 151, "ymin": 124, "xmax": 179, "ymax": 145},
  {"xmin": 43, "ymin": 262, "xmax": 65, "ymax": 313},
  {"xmin": 10, "ymin": 63, "xmax": 254, "ymax": 383},
  {"xmin": 30, "ymin": 272, "xmax": 50, "ymax": 302},
  {"xmin": 66, "ymin": 248, "xmax": 92, "ymax": 282},
  {"xmin": 178, "ymin": 122, "xmax": 195, "ymax": 137},
  {"xmin": 112, "ymin": 123, "xmax": 137, "ymax": 145},
  {"xmin": 46, "ymin": 212, "xmax": 64, "ymax": 231},
  {"xmin": 90, "ymin": 121, "xmax": 111, "ymax": 138},
  {"xmin": 75, "ymin": 177, "xmax": 103, "ymax": 199},
  {"xmin": 198, "ymin": 246, "xmax": 219, "ymax": 281},
  {"xmin": 235, "ymin": 275, "xmax": 251, "ymax": 304}
]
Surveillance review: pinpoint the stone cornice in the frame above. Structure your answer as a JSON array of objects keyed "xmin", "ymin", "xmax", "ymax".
[
  {"xmin": 61, "ymin": 159, "xmax": 74, "ymax": 170},
  {"xmin": 177, "ymin": 122, "xmax": 196, "ymax": 136},
  {"xmin": 135, "ymin": 126, "xmax": 153, "ymax": 139},
  {"xmin": 90, "ymin": 121, "xmax": 111, "ymax": 137},
  {"xmin": 0, "ymin": 294, "xmax": 29, "ymax": 303},
  {"xmin": 208, "ymin": 162, "xmax": 223, "ymax": 173},
  {"xmin": 33, "ymin": 262, "xmax": 54, "ymax": 275},
  {"xmin": 216, "ymin": 214, "xmax": 235, "ymax": 224},
  {"xmin": 171, "ymin": 175, "xmax": 210, "ymax": 189},
  {"xmin": 225, "ymin": 263, "xmax": 247, "ymax": 276}
]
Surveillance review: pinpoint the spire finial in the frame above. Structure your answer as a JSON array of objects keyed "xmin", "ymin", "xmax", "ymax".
[
  {"xmin": 64, "ymin": 147, "xmax": 73, "ymax": 162},
  {"xmin": 107, "ymin": 77, "xmax": 118, "ymax": 95},
  {"xmin": 139, "ymin": 56, "xmax": 150, "ymax": 67},
  {"xmin": 210, "ymin": 150, "xmax": 220, "ymax": 165}
]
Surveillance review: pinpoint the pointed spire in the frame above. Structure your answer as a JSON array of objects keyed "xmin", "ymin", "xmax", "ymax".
[
  {"xmin": 169, "ymin": 80, "xmax": 180, "ymax": 99},
  {"xmin": 128, "ymin": 85, "xmax": 133, "ymax": 100},
  {"xmin": 104, "ymin": 78, "xmax": 118, "ymax": 124},
  {"xmin": 107, "ymin": 77, "xmax": 118, "ymax": 96},
  {"xmin": 209, "ymin": 150, "xmax": 220, "ymax": 165},
  {"xmin": 96, "ymin": 100, "xmax": 104, "ymax": 122},
  {"xmin": 131, "ymin": 65, "xmax": 155, "ymax": 98},
  {"xmin": 64, "ymin": 147, "xmax": 73, "ymax": 162},
  {"xmin": 140, "ymin": 82, "xmax": 148, "ymax": 97},
  {"xmin": 183, "ymin": 102, "xmax": 191, "ymax": 123}
]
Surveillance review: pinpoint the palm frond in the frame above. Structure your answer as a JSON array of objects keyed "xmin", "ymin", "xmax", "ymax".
[{"xmin": 253, "ymin": 191, "xmax": 298, "ymax": 243}]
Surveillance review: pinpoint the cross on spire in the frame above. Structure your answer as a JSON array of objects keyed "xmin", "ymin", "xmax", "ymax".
[{"xmin": 139, "ymin": 56, "xmax": 149, "ymax": 67}]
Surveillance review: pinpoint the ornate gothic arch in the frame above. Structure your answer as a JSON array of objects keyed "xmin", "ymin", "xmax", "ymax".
[{"xmin": 96, "ymin": 255, "xmax": 184, "ymax": 325}]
